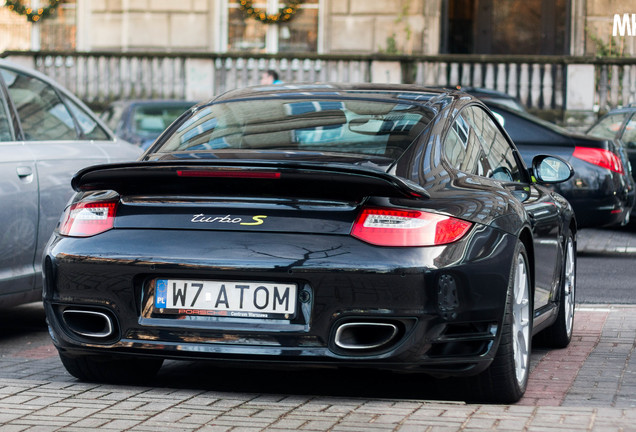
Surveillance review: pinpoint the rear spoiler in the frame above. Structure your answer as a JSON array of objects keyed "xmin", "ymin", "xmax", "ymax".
[{"xmin": 72, "ymin": 161, "xmax": 429, "ymax": 201}]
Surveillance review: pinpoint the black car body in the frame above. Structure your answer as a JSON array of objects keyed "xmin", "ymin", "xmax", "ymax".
[
  {"xmin": 43, "ymin": 84, "xmax": 577, "ymax": 403},
  {"xmin": 100, "ymin": 99, "xmax": 197, "ymax": 149},
  {"xmin": 485, "ymin": 102, "xmax": 635, "ymax": 227}
]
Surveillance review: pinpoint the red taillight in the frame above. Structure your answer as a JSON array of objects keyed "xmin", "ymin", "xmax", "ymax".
[
  {"xmin": 351, "ymin": 208, "xmax": 472, "ymax": 247},
  {"xmin": 573, "ymin": 147, "xmax": 624, "ymax": 174},
  {"xmin": 59, "ymin": 201, "xmax": 117, "ymax": 237}
]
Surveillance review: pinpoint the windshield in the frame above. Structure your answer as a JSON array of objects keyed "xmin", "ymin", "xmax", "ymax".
[
  {"xmin": 154, "ymin": 98, "xmax": 434, "ymax": 161},
  {"xmin": 133, "ymin": 103, "xmax": 196, "ymax": 136}
]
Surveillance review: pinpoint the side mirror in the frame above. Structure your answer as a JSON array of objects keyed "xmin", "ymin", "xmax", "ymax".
[{"xmin": 531, "ymin": 155, "xmax": 574, "ymax": 184}]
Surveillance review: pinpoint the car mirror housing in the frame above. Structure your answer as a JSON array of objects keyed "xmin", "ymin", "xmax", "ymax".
[{"xmin": 531, "ymin": 155, "xmax": 574, "ymax": 184}]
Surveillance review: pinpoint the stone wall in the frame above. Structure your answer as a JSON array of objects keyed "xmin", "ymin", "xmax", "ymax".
[
  {"xmin": 582, "ymin": 0, "xmax": 636, "ymax": 57},
  {"xmin": 81, "ymin": 0, "xmax": 214, "ymax": 52},
  {"xmin": 325, "ymin": 0, "xmax": 438, "ymax": 54}
]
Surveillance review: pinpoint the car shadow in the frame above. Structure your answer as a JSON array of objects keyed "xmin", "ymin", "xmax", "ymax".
[
  {"xmin": 155, "ymin": 360, "xmax": 490, "ymax": 402},
  {"xmin": 0, "ymin": 301, "xmax": 48, "ymax": 340}
]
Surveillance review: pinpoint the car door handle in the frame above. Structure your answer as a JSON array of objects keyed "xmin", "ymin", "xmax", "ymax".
[{"xmin": 16, "ymin": 166, "xmax": 33, "ymax": 178}]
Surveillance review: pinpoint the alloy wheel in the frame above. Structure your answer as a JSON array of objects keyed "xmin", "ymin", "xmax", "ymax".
[
  {"xmin": 563, "ymin": 237, "xmax": 575, "ymax": 337},
  {"xmin": 513, "ymin": 252, "xmax": 531, "ymax": 386}
]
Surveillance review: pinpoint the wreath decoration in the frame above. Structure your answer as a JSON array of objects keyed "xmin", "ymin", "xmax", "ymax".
[
  {"xmin": 4, "ymin": 0, "xmax": 62, "ymax": 22},
  {"xmin": 238, "ymin": 0, "xmax": 302, "ymax": 24}
]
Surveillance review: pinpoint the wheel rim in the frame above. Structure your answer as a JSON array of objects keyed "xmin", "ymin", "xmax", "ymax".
[
  {"xmin": 513, "ymin": 253, "xmax": 531, "ymax": 386},
  {"xmin": 563, "ymin": 237, "xmax": 576, "ymax": 337}
]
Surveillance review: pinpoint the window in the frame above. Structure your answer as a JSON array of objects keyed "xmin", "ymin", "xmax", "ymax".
[
  {"xmin": 0, "ymin": 90, "xmax": 13, "ymax": 141},
  {"xmin": 63, "ymin": 96, "xmax": 109, "ymax": 140},
  {"xmin": 588, "ymin": 113, "xmax": 630, "ymax": 140},
  {"xmin": 444, "ymin": 112, "xmax": 483, "ymax": 175},
  {"xmin": 226, "ymin": 0, "xmax": 319, "ymax": 53},
  {"xmin": 622, "ymin": 114, "xmax": 636, "ymax": 149},
  {"xmin": 158, "ymin": 97, "xmax": 434, "ymax": 162},
  {"xmin": 462, "ymin": 106, "xmax": 522, "ymax": 182},
  {"xmin": 2, "ymin": 69, "xmax": 78, "ymax": 141}
]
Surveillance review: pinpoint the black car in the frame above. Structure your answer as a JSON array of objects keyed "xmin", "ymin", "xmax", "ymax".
[
  {"xmin": 587, "ymin": 106, "xmax": 636, "ymax": 178},
  {"xmin": 485, "ymin": 102, "xmax": 635, "ymax": 227},
  {"xmin": 43, "ymin": 84, "xmax": 576, "ymax": 403},
  {"xmin": 100, "ymin": 99, "xmax": 197, "ymax": 150}
]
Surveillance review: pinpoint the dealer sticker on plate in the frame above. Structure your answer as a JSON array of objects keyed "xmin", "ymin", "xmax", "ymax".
[{"xmin": 154, "ymin": 279, "xmax": 297, "ymax": 319}]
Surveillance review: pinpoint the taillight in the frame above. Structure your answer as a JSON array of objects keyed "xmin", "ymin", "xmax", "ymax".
[
  {"xmin": 573, "ymin": 147, "xmax": 624, "ymax": 174},
  {"xmin": 59, "ymin": 201, "xmax": 117, "ymax": 237},
  {"xmin": 351, "ymin": 208, "xmax": 472, "ymax": 247}
]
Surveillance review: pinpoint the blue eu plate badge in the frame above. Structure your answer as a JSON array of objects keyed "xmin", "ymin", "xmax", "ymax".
[{"xmin": 155, "ymin": 279, "xmax": 168, "ymax": 308}]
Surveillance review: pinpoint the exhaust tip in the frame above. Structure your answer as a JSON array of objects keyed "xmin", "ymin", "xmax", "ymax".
[
  {"xmin": 334, "ymin": 322, "xmax": 399, "ymax": 350},
  {"xmin": 62, "ymin": 309, "xmax": 115, "ymax": 339}
]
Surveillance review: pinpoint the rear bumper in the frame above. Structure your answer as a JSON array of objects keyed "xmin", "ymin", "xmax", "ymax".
[{"xmin": 43, "ymin": 226, "xmax": 516, "ymax": 377}]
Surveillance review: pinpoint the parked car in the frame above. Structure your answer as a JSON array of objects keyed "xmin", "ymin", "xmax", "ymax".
[
  {"xmin": 587, "ymin": 106, "xmax": 636, "ymax": 176},
  {"xmin": 44, "ymin": 84, "xmax": 577, "ymax": 403},
  {"xmin": 0, "ymin": 59, "xmax": 142, "ymax": 308},
  {"xmin": 484, "ymin": 102, "xmax": 635, "ymax": 227},
  {"xmin": 100, "ymin": 99, "xmax": 197, "ymax": 149}
]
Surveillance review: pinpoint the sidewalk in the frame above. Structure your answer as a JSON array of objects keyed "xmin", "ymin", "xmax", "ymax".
[
  {"xmin": 577, "ymin": 227, "xmax": 636, "ymax": 256},
  {"xmin": 0, "ymin": 304, "xmax": 635, "ymax": 431}
]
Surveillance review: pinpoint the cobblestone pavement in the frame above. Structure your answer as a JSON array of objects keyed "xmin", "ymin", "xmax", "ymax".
[
  {"xmin": 0, "ymin": 228, "xmax": 634, "ymax": 431},
  {"xmin": 1, "ymin": 302, "xmax": 634, "ymax": 431}
]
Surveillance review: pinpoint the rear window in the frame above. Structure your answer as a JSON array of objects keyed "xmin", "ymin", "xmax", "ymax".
[{"xmin": 154, "ymin": 98, "xmax": 434, "ymax": 160}]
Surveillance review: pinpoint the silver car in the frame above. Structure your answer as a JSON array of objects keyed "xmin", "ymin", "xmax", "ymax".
[{"xmin": 0, "ymin": 59, "xmax": 142, "ymax": 307}]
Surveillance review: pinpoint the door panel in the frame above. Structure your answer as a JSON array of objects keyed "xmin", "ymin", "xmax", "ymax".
[
  {"xmin": 0, "ymin": 142, "xmax": 38, "ymax": 295},
  {"xmin": 525, "ymin": 189, "xmax": 561, "ymax": 309}
]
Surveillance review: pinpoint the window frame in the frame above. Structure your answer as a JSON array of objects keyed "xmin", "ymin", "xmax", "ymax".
[{"xmin": 221, "ymin": 0, "xmax": 323, "ymax": 53}]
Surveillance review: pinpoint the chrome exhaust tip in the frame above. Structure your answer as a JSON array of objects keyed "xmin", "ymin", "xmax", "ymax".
[
  {"xmin": 334, "ymin": 322, "xmax": 399, "ymax": 350},
  {"xmin": 62, "ymin": 309, "xmax": 114, "ymax": 339}
]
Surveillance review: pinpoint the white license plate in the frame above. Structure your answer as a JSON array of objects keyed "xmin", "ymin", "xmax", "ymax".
[{"xmin": 154, "ymin": 279, "xmax": 297, "ymax": 319}]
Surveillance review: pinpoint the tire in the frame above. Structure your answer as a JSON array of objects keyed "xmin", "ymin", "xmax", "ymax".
[
  {"xmin": 470, "ymin": 241, "xmax": 533, "ymax": 403},
  {"xmin": 535, "ymin": 232, "xmax": 576, "ymax": 348},
  {"xmin": 59, "ymin": 352, "xmax": 163, "ymax": 384}
]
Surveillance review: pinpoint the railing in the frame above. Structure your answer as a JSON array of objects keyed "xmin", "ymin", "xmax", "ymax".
[
  {"xmin": 593, "ymin": 58, "xmax": 636, "ymax": 111},
  {"xmin": 2, "ymin": 50, "xmax": 635, "ymax": 115}
]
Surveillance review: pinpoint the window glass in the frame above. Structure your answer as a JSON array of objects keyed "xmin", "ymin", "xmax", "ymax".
[
  {"xmin": 444, "ymin": 117, "xmax": 468, "ymax": 170},
  {"xmin": 227, "ymin": 0, "xmax": 318, "ymax": 53},
  {"xmin": 443, "ymin": 112, "xmax": 483, "ymax": 176},
  {"xmin": 157, "ymin": 97, "xmax": 434, "ymax": 162},
  {"xmin": 3, "ymin": 69, "xmax": 78, "ymax": 141},
  {"xmin": 462, "ymin": 106, "xmax": 522, "ymax": 182},
  {"xmin": 100, "ymin": 104, "xmax": 125, "ymax": 132},
  {"xmin": 63, "ymin": 96, "xmax": 109, "ymax": 140},
  {"xmin": 588, "ymin": 113, "xmax": 629, "ymax": 140},
  {"xmin": 0, "ymin": 91, "xmax": 12, "ymax": 141},
  {"xmin": 622, "ymin": 114, "xmax": 636, "ymax": 149},
  {"xmin": 132, "ymin": 103, "xmax": 195, "ymax": 137}
]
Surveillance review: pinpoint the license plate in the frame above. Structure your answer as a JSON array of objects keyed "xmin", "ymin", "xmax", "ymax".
[{"xmin": 153, "ymin": 279, "xmax": 297, "ymax": 319}]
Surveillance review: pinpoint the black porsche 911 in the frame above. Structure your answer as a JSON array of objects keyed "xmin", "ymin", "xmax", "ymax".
[{"xmin": 43, "ymin": 84, "xmax": 577, "ymax": 403}]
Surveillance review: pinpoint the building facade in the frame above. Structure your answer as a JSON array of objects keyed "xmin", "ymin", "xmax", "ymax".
[{"xmin": 1, "ymin": 0, "xmax": 634, "ymax": 57}]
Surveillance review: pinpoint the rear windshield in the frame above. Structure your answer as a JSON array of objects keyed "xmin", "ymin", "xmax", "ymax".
[{"xmin": 154, "ymin": 98, "xmax": 434, "ymax": 160}]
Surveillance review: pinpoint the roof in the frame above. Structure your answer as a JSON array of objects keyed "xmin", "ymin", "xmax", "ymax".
[{"xmin": 210, "ymin": 83, "xmax": 471, "ymax": 113}]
